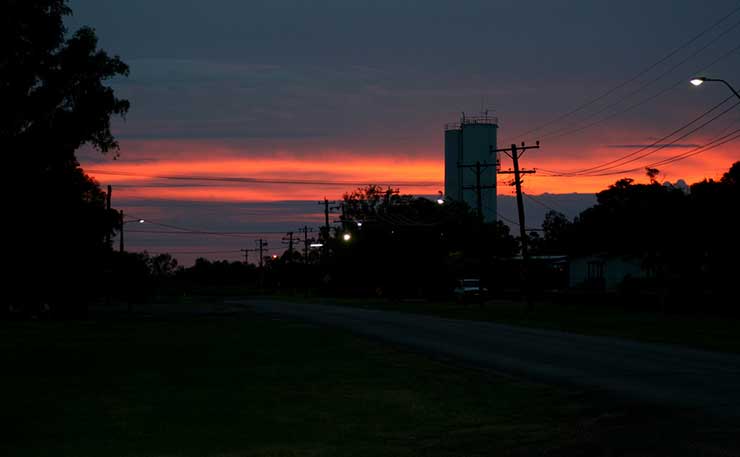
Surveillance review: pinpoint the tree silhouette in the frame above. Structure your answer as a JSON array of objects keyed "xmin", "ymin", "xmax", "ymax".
[
  {"xmin": 3, "ymin": 1, "xmax": 129, "ymax": 314},
  {"xmin": 563, "ymin": 162, "xmax": 740, "ymax": 308},
  {"xmin": 324, "ymin": 186, "xmax": 517, "ymax": 297},
  {"xmin": 540, "ymin": 210, "xmax": 572, "ymax": 255}
]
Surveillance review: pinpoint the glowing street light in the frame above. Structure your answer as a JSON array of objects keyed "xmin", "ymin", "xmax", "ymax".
[
  {"xmin": 690, "ymin": 76, "xmax": 740, "ymax": 100},
  {"xmin": 343, "ymin": 233, "xmax": 352, "ymax": 242},
  {"xmin": 119, "ymin": 211, "xmax": 145, "ymax": 253}
]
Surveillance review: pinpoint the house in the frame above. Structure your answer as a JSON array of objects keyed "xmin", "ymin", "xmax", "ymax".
[{"xmin": 569, "ymin": 254, "xmax": 648, "ymax": 291}]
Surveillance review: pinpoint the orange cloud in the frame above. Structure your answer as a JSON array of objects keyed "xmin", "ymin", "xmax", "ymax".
[{"xmin": 83, "ymin": 137, "xmax": 738, "ymax": 203}]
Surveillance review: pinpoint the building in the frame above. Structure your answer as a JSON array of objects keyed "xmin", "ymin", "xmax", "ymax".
[
  {"xmin": 444, "ymin": 113, "xmax": 499, "ymax": 223},
  {"xmin": 569, "ymin": 254, "xmax": 648, "ymax": 291}
]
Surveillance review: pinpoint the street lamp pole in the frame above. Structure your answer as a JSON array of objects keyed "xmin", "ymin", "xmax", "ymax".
[
  {"xmin": 690, "ymin": 77, "xmax": 740, "ymax": 101},
  {"xmin": 119, "ymin": 211, "xmax": 145, "ymax": 253}
]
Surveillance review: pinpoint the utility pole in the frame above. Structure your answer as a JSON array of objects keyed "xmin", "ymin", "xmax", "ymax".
[
  {"xmin": 106, "ymin": 185, "xmax": 112, "ymax": 248},
  {"xmin": 256, "ymin": 239, "xmax": 268, "ymax": 268},
  {"xmin": 282, "ymin": 231, "xmax": 295, "ymax": 262},
  {"xmin": 300, "ymin": 226, "xmax": 313, "ymax": 265},
  {"xmin": 459, "ymin": 160, "xmax": 497, "ymax": 220},
  {"xmin": 494, "ymin": 141, "xmax": 539, "ymax": 303},
  {"xmin": 119, "ymin": 210, "xmax": 124, "ymax": 253},
  {"xmin": 240, "ymin": 248, "xmax": 257, "ymax": 265},
  {"xmin": 256, "ymin": 239, "xmax": 268, "ymax": 289},
  {"xmin": 317, "ymin": 198, "xmax": 336, "ymax": 241}
]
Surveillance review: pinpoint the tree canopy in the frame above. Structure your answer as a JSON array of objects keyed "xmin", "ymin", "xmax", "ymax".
[{"xmin": 3, "ymin": 1, "xmax": 129, "ymax": 311}]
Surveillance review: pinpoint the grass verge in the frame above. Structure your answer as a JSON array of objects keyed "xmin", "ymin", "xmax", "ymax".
[{"xmin": 1, "ymin": 311, "xmax": 738, "ymax": 456}]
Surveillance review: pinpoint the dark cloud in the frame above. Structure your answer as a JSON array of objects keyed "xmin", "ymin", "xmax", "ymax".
[{"xmin": 63, "ymin": 0, "xmax": 740, "ymax": 262}]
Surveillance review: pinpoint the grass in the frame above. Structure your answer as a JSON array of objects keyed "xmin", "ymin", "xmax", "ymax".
[
  {"xmin": 283, "ymin": 295, "xmax": 740, "ymax": 354},
  {"xmin": 1, "ymin": 310, "xmax": 739, "ymax": 456}
]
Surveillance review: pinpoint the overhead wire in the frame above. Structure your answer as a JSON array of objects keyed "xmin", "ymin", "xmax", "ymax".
[
  {"xmin": 522, "ymin": 192, "xmax": 564, "ymax": 214},
  {"xmin": 501, "ymin": 4, "xmax": 740, "ymax": 144},
  {"xmin": 536, "ymin": 18, "xmax": 740, "ymax": 142},
  {"xmin": 538, "ymin": 94, "xmax": 739, "ymax": 176},
  {"xmin": 124, "ymin": 217, "xmax": 294, "ymax": 238},
  {"xmin": 567, "ymin": 98, "xmax": 740, "ymax": 175},
  {"xmin": 537, "ymin": 124, "xmax": 740, "ymax": 178}
]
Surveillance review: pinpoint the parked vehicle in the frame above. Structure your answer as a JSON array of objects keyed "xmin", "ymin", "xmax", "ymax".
[{"xmin": 453, "ymin": 278, "xmax": 487, "ymax": 303}]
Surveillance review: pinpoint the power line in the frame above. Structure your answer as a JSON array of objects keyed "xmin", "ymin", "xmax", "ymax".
[
  {"xmin": 647, "ymin": 129, "xmax": 740, "ymax": 168},
  {"xmin": 536, "ymin": 18, "xmax": 740, "ymax": 142},
  {"xmin": 573, "ymin": 98, "xmax": 740, "ymax": 175},
  {"xmin": 122, "ymin": 215, "xmax": 306, "ymax": 237},
  {"xmin": 521, "ymin": 42, "xmax": 740, "ymax": 146},
  {"xmin": 540, "ymin": 95, "xmax": 739, "ymax": 176},
  {"xmin": 523, "ymin": 192, "xmax": 563, "ymax": 214},
  {"xmin": 126, "ymin": 229, "xmax": 283, "ymax": 237},
  {"xmin": 604, "ymin": 127, "xmax": 740, "ymax": 175},
  {"xmin": 492, "ymin": 207, "xmax": 543, "ymax": 232},
  {"xmin": 537, "ymin": 124, "xmax": 740, "ymax": 178},
  {"xmin": 148, "ymin": 250, "xmax": 244, "ymax": 255},
  {"xmin": 501, "ymin": 4, "xmax": 740, "ymax": 144}
]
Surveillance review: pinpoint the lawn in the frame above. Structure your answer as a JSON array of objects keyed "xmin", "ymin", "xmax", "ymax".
[{"xmin": 1, "ymin": 310, "xmax": 738, "ymax": 456}]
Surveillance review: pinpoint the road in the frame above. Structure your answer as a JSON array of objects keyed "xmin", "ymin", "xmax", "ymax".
[{"xmin": 238, "ymin": 298, "xmax": 740, "ymax": 417}]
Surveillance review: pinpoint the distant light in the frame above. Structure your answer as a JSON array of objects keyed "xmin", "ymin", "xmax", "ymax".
[
  {"xmin": 356, "ymin": 221, "xmax": 363, "ymax": 227},
  {"xmin": 138, "ymin": 219, "xmax": 145, "ymax": 224},
  {"xmin": 690, "ymin": 77, "xmax": 705, "ymax": 87},
  {"xmin": 436, "ymin": 198, "xmax": 444, "ymax": 205},
  {"xmin": 310, "ymin": 243, "xmax": 324, "ymax": 248},
  {"xmin": 343, "ymin": 233, "xmax": 351, "ymax": 241},
  {"xmin": 272, "ymin": 254, "xmax": 278, "ymax": 259}
]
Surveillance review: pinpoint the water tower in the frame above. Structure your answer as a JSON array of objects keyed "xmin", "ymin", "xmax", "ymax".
[{"xmin": 444, "ymin": 113, "xmax": 499, "ymax": 222}]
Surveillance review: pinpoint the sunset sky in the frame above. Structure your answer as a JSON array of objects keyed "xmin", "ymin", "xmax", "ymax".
[{"xmin": 67, "ymin": 0, "xmax": 740, "ymax": 265}]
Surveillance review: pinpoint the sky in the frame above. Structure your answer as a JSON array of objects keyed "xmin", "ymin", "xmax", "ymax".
[{"xmin": 66, "ymin": 0, "xmax": 740, "ymax": 265}]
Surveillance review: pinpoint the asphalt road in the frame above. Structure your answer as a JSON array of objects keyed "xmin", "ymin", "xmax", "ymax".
[{"xmin": 239, "ymin": 298, "xmax": 740, "ymax": 417}]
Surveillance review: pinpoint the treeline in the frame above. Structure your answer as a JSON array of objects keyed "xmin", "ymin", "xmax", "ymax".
[{"xmin": 528, "ymin": 162, "xmax": 740, "ymax": 309}]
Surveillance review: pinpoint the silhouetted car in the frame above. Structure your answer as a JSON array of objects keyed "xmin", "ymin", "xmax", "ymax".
[{"xmin": 453, "ymin": 278, "xmax": 487, "ymax": 303}]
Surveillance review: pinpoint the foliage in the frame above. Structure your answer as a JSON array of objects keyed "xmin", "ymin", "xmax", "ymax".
[
  {"xmin": 323, "ymin": 186, "xmax": 517, "ymax": 297},
  {"xmin": 2, "ymin": 1, "xmax": 129, "ymax": 312},
  {"xmin": 175, "ymin": 258, "xmax": 257, "ymax": 285},
  {"xmin": 529, "ymin": 210, "xmax": 573, "ymax": 255},
  {"xmin": 565, "ymin": 162, "xmax": 740, "ymax": 305}
]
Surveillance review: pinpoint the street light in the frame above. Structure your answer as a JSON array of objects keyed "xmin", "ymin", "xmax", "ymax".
[
  {"xmin": 343, "ymin": 233, "xmax": 352, "ymax": 242},
  {"xmin": 119, "ymin": 210, "xmax": 144, "ymax": 253},
  {"xmin": 690, "ymin": 76, "xmax": 740, "ymax": 101}
]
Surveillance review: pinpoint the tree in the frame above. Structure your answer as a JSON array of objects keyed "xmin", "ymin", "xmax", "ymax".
[
  {"xmin": 147, "ymin": 253, "xmax": 179, "ymax": 279},
  {"xmin": 565, "ymin": 162, "xmax": 740, "ymax": 307},
  {"xmin": 645, "ymin": 167, "xmax": 660, "ymax": 184},
  {"xmin": 540, "ymin": 210, "xmax": 572, "ymax": 254},
  {"xmin": 570, "ymin": 177, "xmax": 687, "ymax": 257},
  {"xmin": 324, "ymin": 186, "xmax": 518, "ymax": 297},
  {"xmin": 2, "ymin": 1, "xmax": 129, "ymax": 312}
]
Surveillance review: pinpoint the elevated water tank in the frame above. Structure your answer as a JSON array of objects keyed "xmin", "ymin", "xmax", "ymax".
[{"xmin": 444, "ymin": 114, "xmax": 499, "ymax": 223}]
